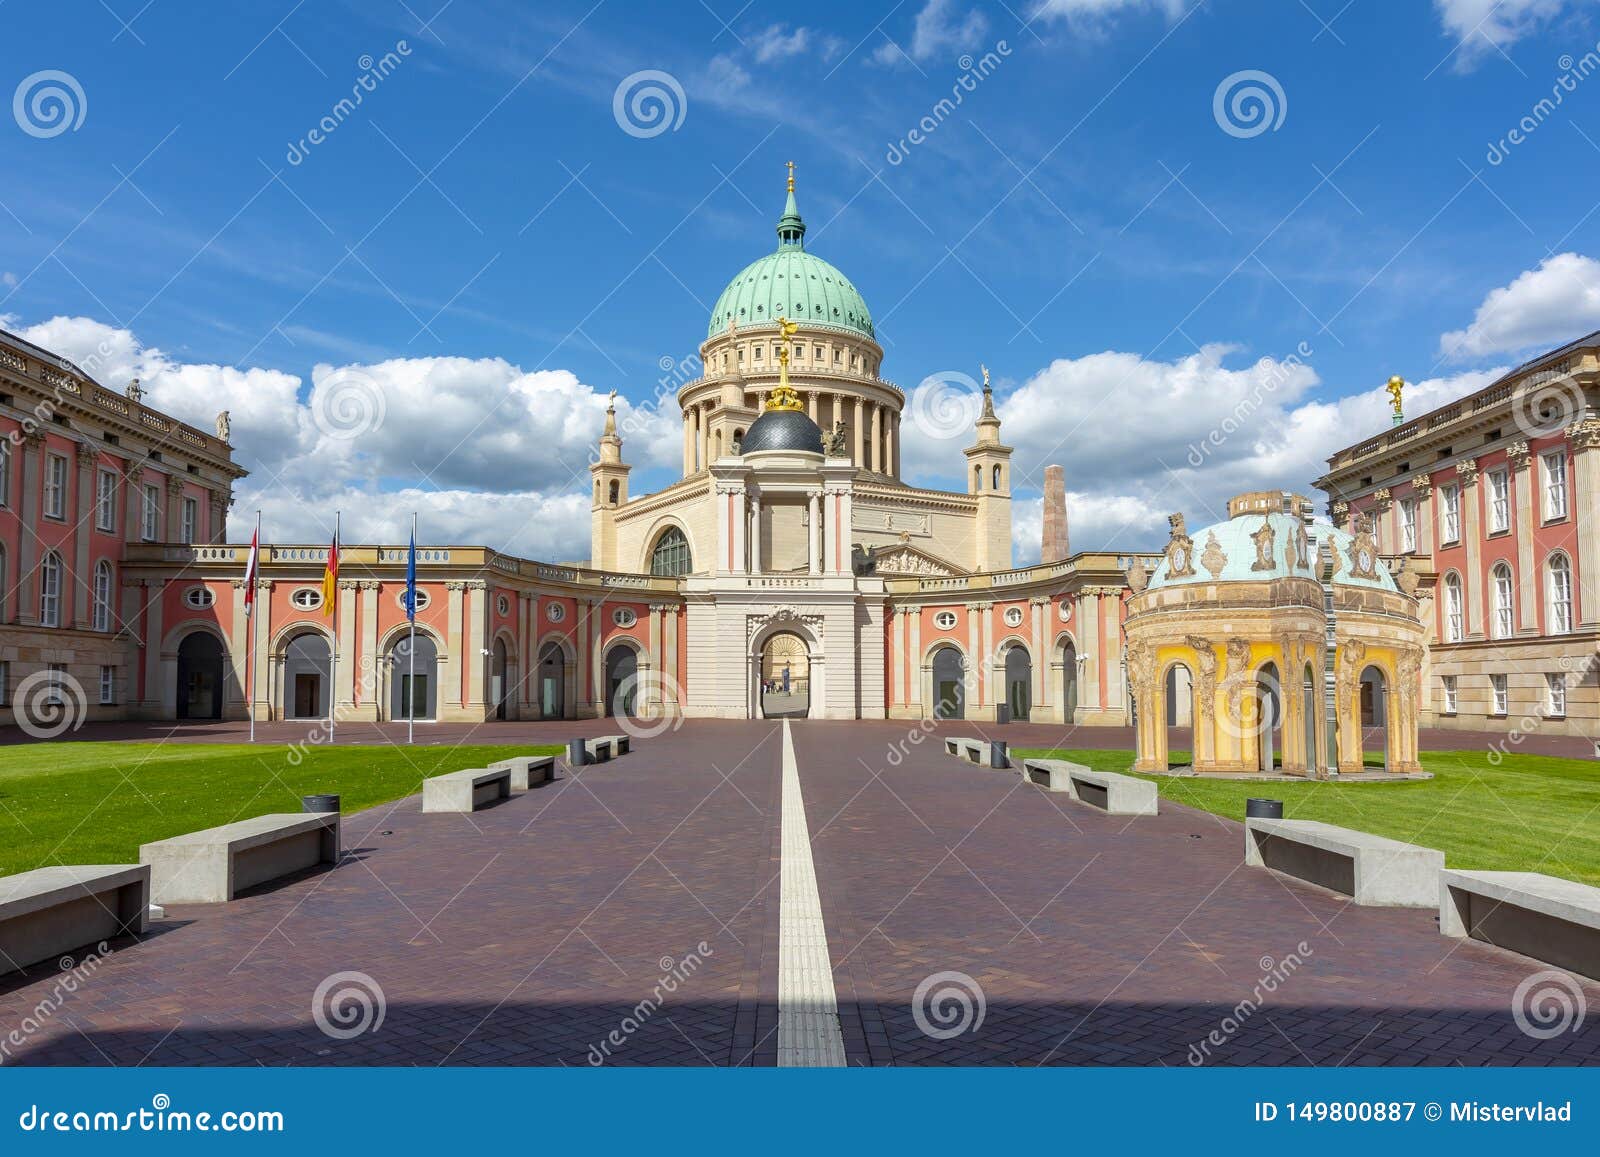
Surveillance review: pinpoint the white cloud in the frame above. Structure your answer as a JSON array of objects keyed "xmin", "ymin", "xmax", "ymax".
[
  {"xmin": 1433, "ymin": 0, "xmax": 1582, "ymax": 69},
  {"xmin": 873, "ymin": 0, "xmax": 989, "ymax": 66},
  {"xmin": 2, "ymin": 315, "xmax": 681, "ymax": 562},
  {"xmin": 1030, "ymin": 0, "xmax": 1188, "ymax": 30},
  {"xmin": 903, "ymin": 344, "xmax": 1505, "ymax": 555},
  {"xmin": 1438, "ymin": 252, "xmax": 1600, "ymax": 360},
  {"xmin": 748, "ymin": 24, "xmax": 843, "ymax": 63}
]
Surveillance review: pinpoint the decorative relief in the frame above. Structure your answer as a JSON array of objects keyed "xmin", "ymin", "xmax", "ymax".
[
  {"xmin": 1505, "ymin": 441, "xmax": 1531, "ymax": 470},
  {"xmin": 1249, "ymin": 518, "xmax": 1276, "ymax": 572},
  {"xmin": 1185, "ymin": 636, "xmax": 1218, "ymax": 723},
  {"xmin": 1165, "ymin": 513, "xmax": 1195, "ymax": 579},
  {"xmin": 1411, "ymin": 473, "xmax": 1434, "ymax": 496},
  {"xmin": 1567, "ymin": 417, "xmax": 1600, "ymax": 452},
  {"xmin": 872, "ymin": 544, "xmax": 958, "ymax": 577},
  {"xmin": 1125, "ymin": 554, "xmax": 1149, "ymax": 594},
  {"xmin": 1222, "ymin": 637, "xmax": 1253, "ymax": 724},
  {"xmin": 1455, "ymin": 457, "xmax": 1480, "ymax": 486},
  {"xmin": 1329, "ymin": 500, "xmax": 1349, "ymax": 528},
  {"xmin": 1372, "ymin": 487, "xmax": 1393, "ymax": 512},
  {"xmin": 1290, "ymin": 522, "xmax": 1312, "ymax": 571},
  {"xmin": 1199, "ymin": 531, "xmax": 1227, "ymax": 580},
  {"xmin": 1346, "ymin": 513, "xmax": 1381, "ymax": 581},
  {"xmin": 1335, "ymin": 638, "xmax": 1367, "ymax": 718}
]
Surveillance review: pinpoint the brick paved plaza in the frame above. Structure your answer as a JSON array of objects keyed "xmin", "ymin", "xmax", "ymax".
[{"xmin": 1, "ymin": 720, "xmax": 1597, "ymax": 1067}]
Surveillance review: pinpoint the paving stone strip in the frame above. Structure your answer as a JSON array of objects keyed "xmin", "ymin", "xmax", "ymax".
[{"xmin": 776, "ymin": 719, "xmax": 847, "ymax": 1066}]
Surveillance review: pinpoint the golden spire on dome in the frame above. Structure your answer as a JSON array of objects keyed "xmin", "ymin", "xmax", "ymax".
[
  {"xmin": 786, "ymin": 160, "xmax": 795, "ymax": 193},
  {"xmin": 765, "ymin": 316, "xmax": 804, "ymax": 411}
]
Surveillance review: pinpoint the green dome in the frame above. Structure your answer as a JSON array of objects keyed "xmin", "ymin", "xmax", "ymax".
[{"xmin": 707, "ymin": 186, "xmax": 875, "ymax": 340}]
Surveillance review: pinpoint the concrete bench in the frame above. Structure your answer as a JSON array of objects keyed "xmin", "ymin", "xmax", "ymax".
[
  {"xmin": 422, "ymin": 766, "xmax": 513, "ymax": 813},
  {"xmin": 489, "ymin": 754, "xmax": 556, "ymax": 791},
  {"xmin": 1021, "ymin": 759, "xmax": 1159, "ymax": 815},
  {"xmin": 1440, "ymin": 870, "xmax": 1600, "ymax": 981},
  {"xmin": 140, "ymin": 814, "xmax": 340, "ymax": 905},
  {"xmin": 943, "ymin": 737, "xmax": 1006, "ymax": 768},
  {"xmin": 0, "ymin": 865, "xmax": 149, "ymax": 975},
  {"xmin": 584, "ymin": 735, "xmax": 631, "ymax": 762},
  {"xmin": 1245, "ymin": 818, "xmax": 1443, "ymax": 907}
]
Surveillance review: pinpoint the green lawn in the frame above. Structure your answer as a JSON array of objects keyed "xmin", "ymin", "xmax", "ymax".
[
  {"xmin": 1014, "ymin": 747, "xmax": 1600, "ymax": 887},
  {"xmin": 0, "ymin": 741, "xmax": 562, "ymax": 876}
]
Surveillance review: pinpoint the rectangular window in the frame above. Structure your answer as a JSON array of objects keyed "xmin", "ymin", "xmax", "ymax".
[
  {"xmin": 1543, "ymin": 451, "xmax": 1569, "ymax": 521},
  {"xmin": 1399, "ymin": 498, "xmax": 1418, "ymax": 552},
  {"xmin": 43, "ymin": 453, "xmax": 66, "ymax": 519},
  {"xmin": 142, "ymin": 483, "xmax": 160, "ymax": 540},
  {"xmin": 96, "ymin": 469, "xmax": 117, "ymax": 531},
  {"xmin": 1491, "ymin": 673, "xmax": 1508, "ymax": 717},
  {"xmin": 99, "ymin": 665, "xmax": 115, "ymax": 705},
  {"xmin": 1488, "ymin": 469, "xmax": 1510, "ymax": 534},
  {"xmin": 1546, "ymin": 672, "xmax": 1567, "ymax": 718},
  {"xmin": 0, "ymin": 661, "xmax": 7, "ymax": 705},
  {"xmin": 44, "ymin": 663, "xmax": 67, "ymax": 708},
  {"xmin": 180, "ymin": 497, "xmax": 197, "ymax": 544},
  {"xmin": 1441, "ymin": 484, "xmax": 1460, "ymax": 543},
  {"xmin": 1441, "ymin": 675, "xmax": 1457, "ymax": 714}
]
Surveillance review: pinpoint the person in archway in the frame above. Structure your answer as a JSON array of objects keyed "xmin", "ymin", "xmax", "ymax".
[{"xmin": 782, "ymin": 663, "xmax": 790, "ymax": 694}]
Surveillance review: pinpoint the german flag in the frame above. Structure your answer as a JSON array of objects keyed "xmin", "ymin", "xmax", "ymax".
[{"xmin": 321, "ymin": 532, "xmax": 339, "ymax": 618}]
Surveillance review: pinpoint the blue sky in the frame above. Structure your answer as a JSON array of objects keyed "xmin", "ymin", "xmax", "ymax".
[{"xmin": 4, "ymin": 0, "xmax": 1600, "ymax": 563}]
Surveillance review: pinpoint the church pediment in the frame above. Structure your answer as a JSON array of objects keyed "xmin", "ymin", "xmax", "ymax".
[{"xmin": 871, "ymin": 543, "xmax": 965, "ymax": 577}]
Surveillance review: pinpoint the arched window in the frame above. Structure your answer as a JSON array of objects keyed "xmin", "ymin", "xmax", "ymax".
[
  {"xmin": 650, "ymin": 526, "xmax": 691, "ymax": 577},
  {"xmin": 1491, "ymin": 563, "xmax": 1513, "ymax": 639},
  {"xmin": 607, "ymin": 479, "xmax": 619, "ymax": 505},
  {"xmin": 92, "ymin": 560, "xmax": 114, "ymax": 632},
  {"xmin": 1443, "ymin": 572, "xmax": 1464, "ymax": 643},
  {"xmin": 1547, "ymin": 553, "xmax": 1573, "ymax": 634},
  {"xmin": 973, "ymin": 465, "xmax": 982, "ymax": 491},
  {"xmin": 39, "ymin": 551, "xmax": 62, "ymax": 627},
  {"xmin": 992, "ymin": 464, "xmax": 1002, "ymax": 490}
]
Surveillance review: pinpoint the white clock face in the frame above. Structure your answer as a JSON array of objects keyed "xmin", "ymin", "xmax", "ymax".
[
  {"xmin": 1171, "ymin": 547, "xmax": 1187, "ymax": 572},
  {"xmin": 1356, "ymin": 549, "xmax": 1373, "ymax": 571}
]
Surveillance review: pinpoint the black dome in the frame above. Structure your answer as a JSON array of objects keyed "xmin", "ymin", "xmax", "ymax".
[{"xmin": 741, "ymin": 408, "xmax": 824, "ymax": 455}]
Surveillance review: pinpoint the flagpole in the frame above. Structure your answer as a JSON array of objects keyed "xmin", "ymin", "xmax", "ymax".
[
  {"xmin": 249, "ymin": 510, "xmax": 260, "ymax": 743},
  {"xmin": 329, "ymin": 511, "xmax": 339, "ymax": 744},
  {"xmin": 408, "ymin": 512, "xmax": 417, "ymax": 746}
]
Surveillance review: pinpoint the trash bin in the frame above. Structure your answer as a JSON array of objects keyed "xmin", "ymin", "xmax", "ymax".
[
  {"xmin": 567, "ymin": 738, "xmax": 589, "ymax": 768},
  {"xmin": 1245, "ymin": 797, "xmax": 1283, "ymax": 820},
  {"xmin": 989, "ymin": 739, "xmax": 1010, "ymax": 769},
  {"xmin": 302, "ymin": 794, "xmax": 340, "ymax": 814},
  {"xmin": 995, "ymin": 704, "xmax": 1010, "ymax": 725}
]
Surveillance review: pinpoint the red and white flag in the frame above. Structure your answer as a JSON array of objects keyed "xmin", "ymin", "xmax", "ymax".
[{"xmin": 243, "ymin": 526, "xmax": 260, "ymax": 616}]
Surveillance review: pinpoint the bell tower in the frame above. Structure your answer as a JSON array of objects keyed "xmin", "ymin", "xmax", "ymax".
[
  {"xmin": 964, "ymin": 365, "xmax": 1013, "ymax": 572},
  {"xmin": 589, "ymin": 392, "xmax": 631, "ymax": 569}
]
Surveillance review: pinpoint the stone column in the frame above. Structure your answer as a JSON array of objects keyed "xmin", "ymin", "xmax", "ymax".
[
  {"xmin": 229, "ymin": 578, "xmax": 250, "ymax": 716},
  {"xmin": 907, "ymin": 608, "xmax": 923, "ymax": 716},
  {"xmin": 647, "ymin": 603, "xmax": 666, "ymax": 714},
  {"xmin": 142, "ymin": 579, "xmax": 163, "ymax": 714},
  {"xmin": 16, "ymin": 432, "xmax": 43, "ymax": 624},
  {"xmin": 664, "ymin": 604, "xmax": 680, "ymax": 707},
  {"xmin": 72, "ymin": 441, "xmax": 96, "ymax": 629},
  {"xmin": 1030, "ymin": 597, "xmax": 1048, "ymax": 717},
  {"xmin": 466, "ymin": 581, "xmax": 487, "ymax": 715},
  {"xmin": 1412, "ymin": 475, "xmax": 1435, "ymax": 556},
  {"xmin": 336, "ymin": 579, "xmax": 359, "ymax": 712},
  {"xmin": 124, "ymin": 464, "xmax": 144, "ymax": 546},
  {"xmin": 750, "ymin": 493, "xmax": 762, "ymax": 574},
  {"xmin": 1458, "ymin": 459, "xmax": 1483, "ymax": 638},
  {"xmin": 853, "ymin": 397, "xmax": 864, "ymax": 466},
  {"xmin": 166, "ymin": 476, "xmax": 185, "ymax": 543},
  {"xmin": 807, "ymin": 491, "xmax": 821, "ymax": 575},
  {"xmin": 870, "ymin": 405, "xmax": 882, "ymax": 473},
  {"xmin": 252, "ymin": 579, "xmax": 273, "ymax": 721},
  {"xmin": 210, "ymin": 493, "xmax": 229, "ymax": 544},
  {"xmin": 1566, "ymin": 419, "xmax": 1600, "ymax": 625},
  {"xmin": 444, "ymin": 582, "xmax": 465, "ymax": 716},
  {"xmin": 359, "ymin": 581, "xmax": 380, "ymax": 718},
  {"xmin": 808, "ymin": 390, "xmax": 818, "ymax": 423},
  {"xmin": 683, "ymin": 409, "xmax": 696, "ymax": 475},
  {"xmin": 588, "ymin": 597, "xmax": 604, "ymax": 712},
  {"xmin": 886, "ymin": 607, "xmax": 901, "ymax": 710},
  {"xmin": 1506, "ymin": 446, "xmax": 1537, "ymax": 631},
  {"xmin": 885, "ymin": 415, "xmax": 896, "ymax": 480}
]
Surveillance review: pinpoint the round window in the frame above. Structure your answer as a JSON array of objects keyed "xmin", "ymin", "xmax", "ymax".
[
  {"xmin": 1003, "ymin": 607, "xmax": 1023, "ymax": 628},
  {"xmin": 546, "ymin": 602, "xmax": 566, "ymax": 623},
  {"xmin": 183, "ymin": 587, "xmax": 215, "ymax": 609},
  {"xmin": 497, "ymin": 594, "xmax": 510, "ymax": 616},
  {"xmin": 933, "ymin": 610, "xmax": 957, "ymax": 630},
  {"xmin": 1058, "ymin": 600, "xmax": 1072, "ymax": 622},
  {"xmin": 396, "ymin": 588, "xmax": 431, "ymax": 613},
  {"xmin": 612, "ymin": 607, "xmax": 637, "ymax": 628},
  {"xmin": 290, "ymin": 587, "xmax": 323, "ymax": 611}
]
